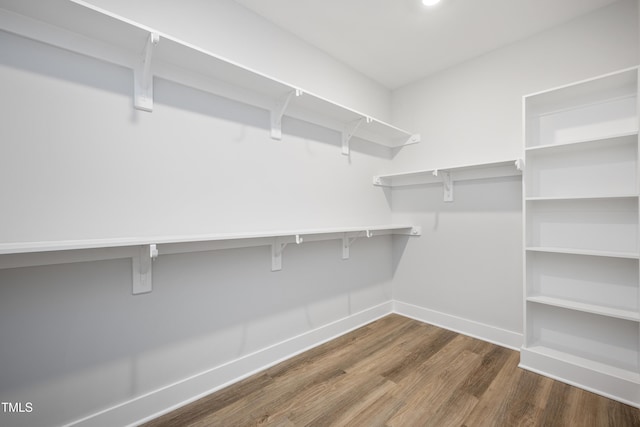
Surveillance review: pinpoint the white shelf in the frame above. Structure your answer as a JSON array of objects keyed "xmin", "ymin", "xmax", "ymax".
[
  {"xmin": 524, "ymin": 67, "xmax": 638, "ymax": 149},
  {"xmin": 0, "ymin": 0, "xmax": 419, "ymax": 155},
  {"xmin": 526, "ymin": 247, "xmax": 640, "ymax": 259},
  {"xmin": 523, "ymin": 67, "xmax": 640, "ymax": 407},
  {"xmin": 0, "ymin": 225, "xmax": 420, "ymax": 255},
  {"xmin": 0, "ymin": 225, "xmax": 421, "ymax": 294},
  {"xmin": 526, "ymin": 251, "xmax": 638, "ymax": 317},
  {"xmin": 521, "ymin": 345, "xmax": 640, "ymax": 384},
  {"xmin": 527, "ymin": 296, "xmax": 639, "ymax": 322},
  {"xmin": 520, "ymin": 345, "xmax": 640, "ymax": 408},
  {"xmin": 526, "ymin": 304, "xmax": 639, "ymax": 372},
  {"xmin": 524, "ymin": 130, "xmax": 638, "ymax": 153},
  {"xmin": 526, "ymin": 194, "xmax": 638, "ymax": 201},
  {"xmin": 372, "ymin": 159, "xmax": 522, "ymax": 201},
  {"xmin": 524, "ymin": 132, "xmax": 638, "ymax": 199},
  {"xmin": 525, "ymin": 197, "xmax": 639, "ymax": 255},
  {"xmin": 373, "ymin": 159, "xmax": 522, "ymax": 187},
  {"xmin": 524, "ymin": 67, "xmax": 638, "ymax": 117}
]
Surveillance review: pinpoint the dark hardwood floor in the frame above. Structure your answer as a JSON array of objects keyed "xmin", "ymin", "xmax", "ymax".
[{"xmin": 143, "ymin": 314, "xmax": 640, "ymax": 426}]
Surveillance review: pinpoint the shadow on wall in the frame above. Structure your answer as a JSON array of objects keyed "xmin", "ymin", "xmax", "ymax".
[
  {"xmin": 391, "ymin": 235, "xmax": 411, "ymax": 276},
  {"xmin": 390, "ymin": 175, "xmax": 523, "ymax": 273},
  {"xmin": 153, "ymin": 77, "xmax": 394, "ymax": 160},
  {"xmin": 0, "ymin": 30, "xmax": 393, "ymax": 160},
  {"xmin": 392, "ymin": 175, "xmax": 523, "ymax": 215},
  {"xmin": 0, "ymin": 30, "xmax": 131, "ymax": 97},
  {"xmin": 0, "ymin": 237, "xmax": 392, "ymax": 424}
]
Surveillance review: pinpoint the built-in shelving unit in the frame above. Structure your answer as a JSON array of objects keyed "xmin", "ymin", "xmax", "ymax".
[
  {"xmin": 0, "ymin": 225, "xmax": 421, "ymax": 294},
  {"xmin": 520, "ymin": 66, "xmax": 640, "ymax": 407},
  {"xmin": 0, "ymin": 0, "xmax": 419, "ymax": 155},
  {"xmin": 373, "ymin": 159, "xmax": 523, "ymax": 201}
]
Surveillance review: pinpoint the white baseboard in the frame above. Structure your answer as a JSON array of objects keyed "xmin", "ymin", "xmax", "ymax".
[
  {"xmin": 393, "ymin": 301, "xmax": 523, "ymax": 351},
  {"xmin": 68, "ymin": 300, "xmax": 523, "ymax": 426},
  {"xmin": 67, "ymin": 301, "xmax": 393, "ymax": 427}
]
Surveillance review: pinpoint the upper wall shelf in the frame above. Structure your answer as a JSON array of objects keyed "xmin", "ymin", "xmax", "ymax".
[
  {"xmin": 0, "ymin": 0, "xmax": 420, "ymax": 156},
  {"xmin": 373, "ymin": 159, "xmax": 523, "ymax": 201}
]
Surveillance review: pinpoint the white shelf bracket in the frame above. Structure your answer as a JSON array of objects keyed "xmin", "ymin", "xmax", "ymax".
[
  {"xmin": 134, "ymin": 32, "xmax": 160, "ymax": 112},
  {"xmin": 342, "ymin": 233, "xmax": 350, "ymax": 260},
  {"xmin": 271, "ymin": 238, "xmax": 288, "ymax": 271},
  {"xmin": 271, "ymin": 234, "xmax": 304, "ymax": 270},
  {"xmin": 132, "ymin": 244, "xmax": 158, "ymax": 295},
  {"xmin": 341, "ymin": 230, "xmax": 372, "ymax": 260},
  {"xmin": 342, "ymin": 117, "xmax": 370, "ymax": 156},
  {"xmin": 515, "ymin": 158, "xmax": 524, "ymax": 171},
  {"xmin": 395, "ymin": 133, "xmax": 421, "ymax": 147},
  {"xmin": 342, "ymin": 232, "xmax": 358, "ymax": 260},
  {"xmin": 433, "ymin": 169, "xmax": 453, "ymax": 202},
  {"xmin": 270, "ymin": 89, "xmax": 302, "ymax": 140}
]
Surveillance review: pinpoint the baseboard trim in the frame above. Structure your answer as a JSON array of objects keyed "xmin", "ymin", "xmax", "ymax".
[
  {"xmin": 68, "ymin": 300, "xmax": 523, "ymax": 426},
  {"xmin": 393, "ymin": 300, "xmax": 523, "ymax": 351},
  {"xmin": 66, "ymin": 301, "xmax": 393, "ymax": 427}
]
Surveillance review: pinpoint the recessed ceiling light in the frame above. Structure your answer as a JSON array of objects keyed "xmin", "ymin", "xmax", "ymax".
[{"xmin": 422, "ymin": 0, "xmax": 441, "ymax": 6}]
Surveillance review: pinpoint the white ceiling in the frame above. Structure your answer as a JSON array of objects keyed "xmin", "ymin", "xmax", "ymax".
[{"xmin": 233, "ymin": 0, "xmax": 621, "ymax": 89}]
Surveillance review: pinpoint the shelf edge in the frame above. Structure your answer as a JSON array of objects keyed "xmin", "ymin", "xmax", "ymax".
[{"xmin": 527, "ymin": 296, "xmax": 640, "ymax": 322}]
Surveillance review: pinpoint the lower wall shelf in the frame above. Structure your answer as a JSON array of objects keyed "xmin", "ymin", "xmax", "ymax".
[{"xmin": 0, "ymin": 224, "xmax": 422, "ymax": 294}]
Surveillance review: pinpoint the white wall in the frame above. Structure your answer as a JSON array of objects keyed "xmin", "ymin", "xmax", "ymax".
[
  {"xmin": 391, "ymin": 0, "xmax": 638, "ymax": 169},
  {"xmin": 0, "ymin": 29, "xmax": 392, "ymax": 243},
  {"xmin": 0, "ymin": 237, "xmax": 394, "ymax": 427},
  {"xmin": 2, "ymin": 1, "xmax": 639, "ymax": 425},
  {"xmin": 0, "ymin": 2, "xmax": 396, "ymax": 425},
  {"xmin": 390, "ymin": 0, "xmax": 639, "ymax": 344}
]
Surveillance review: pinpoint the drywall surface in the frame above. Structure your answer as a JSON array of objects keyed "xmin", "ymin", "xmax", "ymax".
[
  {"xmin": 82, "ymin": 0, "xmax": 391, "ymax": 122},
  {"xmin": 391, "ymin": 0, "xmax": 638, "ymax": 170},
  {"xmin": 392, "ymin": 177, "xmax": 524, "ymax": 345},
  {"xmin": 0, "ymin": 240, "xmax": 394, "ymax": 427},
  {"xmin": 0, "ymin": 31, "xmax": 392, "ymax": 243},
  {"xmin": 0, "ymin": 21, "xmax": 395, "ymax": 427},
  {"xmin": 389, "ymin": 0, "xmax": 638, "ymax": 341}
]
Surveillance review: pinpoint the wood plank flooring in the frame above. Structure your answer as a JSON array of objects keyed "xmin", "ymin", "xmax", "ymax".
[{"xmin": 143, "ymin": 315, "xmax": 640, "ymax": 426}]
